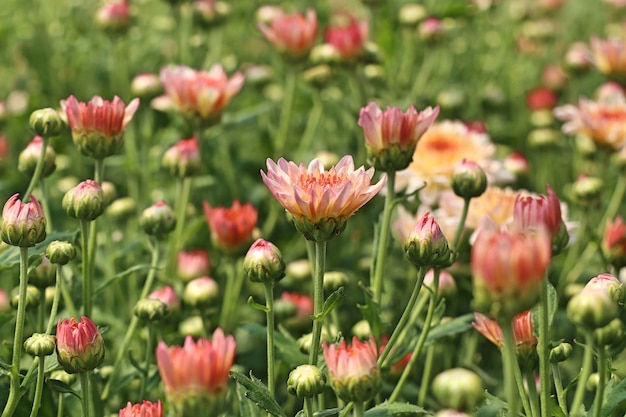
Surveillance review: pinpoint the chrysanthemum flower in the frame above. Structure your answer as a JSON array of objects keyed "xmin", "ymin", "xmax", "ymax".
[
  {"xmin": 56, "ymin": 316, "xmax": 105, "ymax": 374},
  {"xmin": 119, "ymin": 400, "xmax": 163, "ymax": 417},
  {"xmin": 588, "ymin": 36, "xmax": 626, "ymax": 78},
  {"xmin": 202, "ymin": 200, "xmax": 258, "ymax": 252},
  {"xmin": 324, "ymin": 13, "xmax": 369, "ymax": 60},
  {"xmin": 261, "ymin": 155, "xmax": 385, "ymax": 241},
  {"xmin": 258, "ymin": 8, "xmax": 318, "ymax": 58}
]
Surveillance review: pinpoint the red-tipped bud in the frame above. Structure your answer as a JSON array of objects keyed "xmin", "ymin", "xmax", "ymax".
[
  {"xmin": 1, "ymin": 194, "xmax": 46, "ymax": 247},
  {"xmin": 139, "ymin": 201, "xmax": 177, "ymax": 238},
  {"xmin": 18, "ymin": 136, "xmax": 56, "ymax": 177},
  {"xmin": 56, "ymin": 316, "xmax": 105, "ymax": 373},
  {"xmin": 404, "ymin": 212, "xmax": 452, "ymax": 268},
  {"xmin": 62, "ymin": 180, "xmax": 105, "ymax": 222},
  {"xmin": 567, "ymin": 287, "xmax": 618, "ymax": 330},
  {"xmin": 162, "ymin": 137, "xmax": 201, "ymax": 178},
  {"xmin": 243, "ymin": 238, "xmax": 285, "ymax": 285},
  {"xmin": 149, "ymin": 285, "xmax": 180, "ymax": 316}
]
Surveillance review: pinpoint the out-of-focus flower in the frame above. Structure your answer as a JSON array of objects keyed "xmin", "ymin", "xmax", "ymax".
[
  {"xmin": 396, "ymin": 121, "xmax": 511, "ymax": 205},
  {"xmin": 357, "ymin": 101, "xmax": 439, "ymax": 171},
  {"xmin": 568, "ymin": 287, "xmax": 618, "ymax": 330},
  {"xmin": 281, "ymin": 292, "xmax": 313, "ymax": 318},
  {"xmin": 554, "ymin": 85, "xmax": 626, "ymax": 150},
  {"xmin": 202, "ymin": 200, "xmax": 257, "ymax": 252},
  {"xmin": 243, "ymin": 238, "xmax": 285, "ymax": 285},
  {"xmin": 119, "ymin": 400, "xmax": 163, "ymax": 417},
  {"xmin": 56, "ymin": 316, "xmax": 105, "ymax": 373},
  {"xmin": 504, "ymin": 151, "xmax": 529, "ymax": 178},
  {"xmin": 29, "ymin": 255, "xmax": 54, "ymax": 288},
  {"xmin": 96, "ymin": 0, "xmax": 131, "ymax": 32},
  {"xmin": 323, "ymin": 337, "xmax": 380, "ymax": 402},
  {"xmin": 177, "ymin": 249, "xmax": 211, "ymax": 282},
  {"xmin": 565, "ymin": 41, "xmax": 592, "ymax": 71},
  {"xmin": 139, "ymin": 201, "xmax": 176, "ymax": 238},
  {"xmin": 471, "ymin": 225, "xmax": 551, "ymax": 318},
  {"xmin": 419, "ymin": 17, "xmax": 445, "ymax": 41},
  {"xmin": 134, "ymin": 298, "xmax": 168, "ymax": 322},
  {"xmin": 156, "ymin": 329, "xmax": 235, "ymax": 416},
  {"xmin": 432, "ymin": 368, "xmax": 484, "ymax": 411},
  {"xmin": 131, "ymin": 73, "xmax": 162, "ymax": 99},
  {"xmin": 194, "ymin": 0, "xmax": 231, "ymax": 26},
  {"xmin": 404, "ymin": 212, "xmax": 452, "ymax": 268},
  {"xmin": 62, "ymin": 180, "xmax": 105, "ymax": 222},
  {"xmin": 183, "ymin": 277, "xmax": 219, "ymax": 309},
  {"xmin": 149, "ymin": 285, "xmax": 180, "ymax": 315},
  {"xmin": 61, "ymin": 95, "xmax": 139, "ymax": 159},
  {"xmin": 155, "ymin": 65, "xmax": 244, "ymax": 128},
  {"xmin": 162, "ymin": 137, "xmax": 201, "ymax": 178},
  {"xmin": 588, "ymin": 36, "xmax": 626, "ymax": 78},
  {"xmin": 261, "ymin": 155, "xmax": 385, "ymax": 241},
  {"xmin": 0, "ymin": 289, "xmax": 10, "ymax": 313},
  {"xmin": 584, "ymin": 273, "xmax": 624, "ymax": 306},
  {"xmin": 258, "ymin": 8, "xmax": 318, "ymax": 59},
  {"xmin": 398, "ymin": 4, "xmax": 427, "ymax": 27},
  {"xmin": 324, "ymin": 13, "xmax": 369, "ymax": 60},
  {"xmin": 526, "ymin": 87, "xmax": 558, "ymax": 111},
  {"xmin": 571, "ymin": 174, "xmax": 603, "ymax": 206},
  {"xmin": 541, "ymin": 64, "xmax": 568, "ymax": 90},
  {"xmin": 18, "ymin": 136, "xmax": 56, "ymax": 177},
  {"xmin": 1, "ymin": 194, "xmax": 46, "ymax": 247},
  {"xmin": 423, "ymin": 269, "xmax": 457, "ymax": 298},
  {"xmin": 603, "ymin": 216, "xmax": 626, "ymax": 269}
]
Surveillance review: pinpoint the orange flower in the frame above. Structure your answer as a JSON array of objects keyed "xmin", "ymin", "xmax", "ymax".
[
  {"xmin": 324, "ymin": 13, "xmax": 368, "ymax": 60},
  {"xmin": 119, "ymin": 400, "xmax": 163, "ymax": 417},
  {"xmin": 202, "ymin": 200, "xmax": 257, "ymax": 251},
  {"xmin": 258, "ymin": 8, "xmax": 318, "ymax": 58},
  {"xmin": 261, "ymin": 155, "xmax": 385, "ymax": 241},
  {"xmin": 588, "ymin": 36, "xmax": 626, "ymax": 77}
]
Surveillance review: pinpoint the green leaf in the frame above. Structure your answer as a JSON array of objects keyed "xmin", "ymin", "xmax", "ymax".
[
  {"xmin": 237, "ymin": 382, "xmax": 261, "ymax": 417},
  {"xmin": 0, "ymin": 231, "xmax": 77, "ymax": 270},
  {"xmin": 47, "ymin": 379, "xmax": 81, "ymax": 399},
  {"xmin": 314, "ymin": 408, "xmax": 341, "ymax": 417},
  {"xmin": 425, "ymin": 313, "xmax": 474, "ymax": 343},
  {"xmin": 313, "ymin": 287, "xmax": 345, "ymax": 321},
  {"xmin": 531, "ymin": 281, "xmax": 557, "ymax": 334},
  {"xmin": 229, "ymin": 371, "xmax": 287, "ymax": 417},
  {"xmin": 599, "ymin": 377, "xmax": 626, "ymax": 417},
  {"xmin": 364, "ymin": 401, "xmax": 430, "ymax": 416},
  {"xmin": 248, "ymin": 296, "xmax": 270, "ymax": 312},
  {"xmin": 94, "ymin": 264, "xmax": 154, "ymax": 295},
  {"xmin": 244, "ymin": 324, "xmax": 308, "ymax": 366}
]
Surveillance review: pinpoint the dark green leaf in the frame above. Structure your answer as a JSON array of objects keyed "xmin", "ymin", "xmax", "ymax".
[
  {"xmin": 248, "ymin": 296, "xmax": 270, "ymax": 312},
  {"xmin": 94, "ymin": 264, "xmax": 154, "ymax": 294},
  {"xmin": 425, "ymin": 313, "xmax": 474, "ymax": 343},
  {"xmin": 229, "ymin": 371, "xmax": 287, "ymax": 417},
  {"xmin": 237, "ymin": 381, "xmax": 261, "ymax": 417},
  {"xmin": 313, "ymin": 287, "xmax": 345, "ymax": 321},
  {"xmin": 314, "ymin": 408, "xmax": 341, "ymax": 417},
  {"xmin": 364, "ymin": 401, "xmax": 430, "ymax": 416},
  {"xmin": 47, "ymin": 379, "xmax": 81, "ymax": 398},
  {"xmin": 599, "ymin": 377, "xmax": 626, "ymax": 417}
]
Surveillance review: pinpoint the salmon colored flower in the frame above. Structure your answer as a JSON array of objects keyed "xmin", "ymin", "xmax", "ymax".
[
  {"xmin": 156, "ymin": 328, "xmax": 235, "ymax": 416},
  {"xmin": 258, "ymin": 8, "xmax": 318, "ymax": 58},
  {"xmin": 324, "ymin": 13, "xmax": 369, "ymax": 60},
  {"xmin": 156, "ymin": 64, "xmax": 244, "ymax": 128},
  {"xmin": 603, "ymin": 216, "xmax": 626, "ymax": 269},
  {"xmin": 588, "ymin": 36, "xmax": 626, "ymax": 78},
  {"xmin": 61, "ymin": 95, "xmax": 139, "ymax": 159},
  {"xmin": 261, "ymin": 155, "xmax": 385, "ymax": 241},
  {"xmin": 96, "ymin": 0, "xmax": 131, "ymax": 32},
  {"xmin": 281, "ymin": 292, "xmax": 313, "ymax": 318},
  {"xmin": 119, "ymin": 400, "xmax": 163, "ymax": 417},
  {"xmin": 202, "ymin": 200, "xmax": 257, "ymax": 252},
  {"xmin": 358, "ymin": 101, "xmax": 439, "ymax": 171},
  {"xmin": 177, "ymin": 249, "xmax": 211, "ymax": 282},
  {"xmin": 471, "ymin": 225, "xmax": 551, "ymax": 318},
  {"xmin": 1, "ymin": 193, "xmax": 46, "ymax": 247},
  {"xmin": 149, "ymin": 285, "xmax": 181, "ymax": 315},
  {"xmin": 323, "ymin": 336, "xmax": 381, "ymax": 402},
  {"xmin": 56, "ymin": 316, "xmax": 105, "ymax": 374},
  {"xmin": 162, "ymin": 137, "xmax": 201, "ymax": 178}
]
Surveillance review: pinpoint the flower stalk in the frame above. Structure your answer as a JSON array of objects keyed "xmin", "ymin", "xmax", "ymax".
[
  {"xmin": 571, "ymin": 330, "xmax": 595, "ymax": 417},
  {"xmin": 309, "ymin": 240, "xmax": 327, "ymax": 365},
  {"xmin": 538, "ymin": 273, "xmax": 551, "ymax": 417},
  {"xmin": 372, "ymin": 171, "xmax": 395, "ymax": 306},
  {"xmin": 264, "ymin": 282, "xmax": 276, "ymax": 395},
  {"xmin": 500, "ymin": 317, "xmax": 520, "ymax": 417}
]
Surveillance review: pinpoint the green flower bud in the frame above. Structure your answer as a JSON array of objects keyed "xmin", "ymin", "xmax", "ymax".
[
  {"xmin": 134, "ymin": 298, "xmax": 168, "ymax": 322},
  {"xmin": 432, "ymin": 368, "xmax": 484, "ymax": 411},
  {"xmin": 310, "ymin": 44, "xmax": 342, "ymax": 65},
  {"xmin": 285, "ymin": 259, "xmax": 311, "ymax": 282},
  {"xmin": 567, "ymin": 288, "xmax": 618, "ymax": 330},
  {"xmin": 46, "ymin": 241, "xmax": 76, "ymax": 265},
  {"xmin": 49, "ymin": 370, "xmax": 76, "ymax": 385},
  {"xmin": 594, "ymin": 318, "xmax": 624, "ymax": 346},
  {"xmin": 273, "ymin": 298, "xmax": 297, "ymax": 320},
  {"xmin": 404, "ymin": 212, "xmax": 452, "ymax": 268},
  {"xmin": 28, "ymin": 255, "xmax": 55, "ymax": 288},
  {"xmin": 243, "ymin": 238, "xmax": 285, "ymax": 285},
  {"xmin": 549, "ymin": 342, "xmax": 572, "ymax": 363},
  {"xmin": 586, "ymin": 373, "xmax": 600, "ymax": 391},
  {"xmin": 100, "ymin": 181, "xmax": 117, "ymax": 206},
  {"xmin": 62, "ymin": 180, "xmax": 104, "ymax": 221},
  {"xmin": 584, "ymin": 273, "xmax": 624, "ymax": 307},
  {"xmin": 18, "ymin": 136, "xmax": 56, "ymax": 177},
  {"xmin": 178, "ymin": 315, "xmax": 204, "ymax": 338},
  {"xmin": 287, "ymin": 365, "xmax": 326, "ymax": 398},
  {"xmin": 452, "ymin": 159, "xmax": 487, "ymax": 200},
  {"xmin": 351, "ymin": 320, "xmax": 371, "ymax": 340},
  {"xmin": 24, "ymin": 333, "xmax": 56, "ymax": 356},
  {"xmin": 572, "ymin": 175, "xmax": 603, "ymax": 207},
  {"xmin": 303, "ymin": 65, "xmax": 333, "ymax": 88},
  {"xmin": 1, "ymin": 194, "xmax": 46, "ymax": 248},
  {"xmin": 106, "ymin": 197, "xmax": 136, "ymax": 220},
  {"xmin": 183, "ymin": 277, "xmax": 219, "ymax": 309},
  {"xmin": 139, "ymin": 201, "xmax": 177, "ymax": 238},
  {"xmin": 324, "ymin": 271, "xmax": 349, "ymax": 291},
  {"xmin": 398, "ymin": 3, "xmax": 427, "ymax": 27},
  {"xmin": 29, "ymin": 108, "xmax": 64, "ymax": 138},
  {"xmin": 11, "ymin": 285, "xmax": 41, "ymax": 310}
]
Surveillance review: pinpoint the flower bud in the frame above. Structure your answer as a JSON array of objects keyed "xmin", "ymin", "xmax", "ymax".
[
  {"xmin": 18, "ymin": 136, "xmax": 56, "ymax": 177},
  {"xmin": 594, "ymin": 318, "xmax": 624, "ymax": 346},
  {"xmin": 46, "ymin": 241, "xmax": 76, "ymax": 265},
  {"xmin": 100, "ymin": 181, "xmax": 117, "ymax": 206},
  {"xmin": 28, "ymin": 256, "xmax": 55, "ymax": 288},
  {"xmin": 24, "ymin": 333, "xmax": 56, "ymax": 356},
  {"xmin": 285, "ymin": 259, "xmax": 311, "ymax": 281},
  {"xmin": 105, "ymin": 197, "xmax": 135, "ymax": 220},
  {"xmin": 434, "ymin": 411, "xmax": 472, "ymax": 417},
  {"xmin": 287, "ymin": 365, "xmax": 326, "ymax": 398},
  {"xmin": 177, "ymin": 249, "xmax": 211, "ymax": 282},
  {"xmin": 549, "ymin": 342, "xmax": 572, "ymax": 363},
  {"xmin": 303, "ymin": 65, "xmax": 333, "ymax": 88},
  {"xmin": 49, "ymin": 369, "xmax": 76, "ymax": 386},
  {"xmin": 134, "ymin": 298, "xmax": 168, "ymax": 322},
  {"xmin": 149, "ymin": 285, "xmax": 180, "ymax": 317},
  {"xmin": 404, "ymin": 212, "xmax": 452, "ymax": 268},
  {"xmin": 178, "ymin": 315, "xmax": 204, "ymax": 338},
  {"xmin": 0, "ymin": 289, "xmax": 9, "ymax": 313},
  {"xmin": 422, "ymin": 269, "xmax": 457, "ymax": 298},
  {"xmin": 130, "ymin": 73, "xmax": 162, "ymax": 99},
  {"xmin": 571, "ymin": 175, "xmax": 603, "ymax": 207},
  {"xmin": 243, "ymin": 238, "xmax": 285, "ymax": 285},
  {"xmin": 398, "ymin": 3, "xmax": 427, "ymax": 26},
  {"xmin": 139, "ymin": 201, "xmax": 177, "ymax": 238},
  {"xmin": 586, "ymin": 373, "xmax": 600, "ymax": 391},
  {"xmin": 584, "ymin": 273, "xmax": 624, "ymax": 307},
  {"xmin": 504, "ymin": 151, "xmax": 530, "ymax": 179},
  {"xmin": 183, "ymin": 277, "xmax": 219, "ymax": 309},
  {"xmin": 56, "ymin": 316, "xmax": 105, "ymax": 373},
  {"xmin": 324, "ymin": 271, "xmax": 349, "ymax": 291},
  {"xmin": 162, "ymin": 137, "xmax": 201, "ymax": 178},
  {"xmin": 273, "ymin": 298, "xmax": 298, "ymax": 320},
  {"xmin": 567, "ymin": 288, "xmax": 618, "ymax": 330},
  {"xmin": 62, "ymin": 180, "xmax": 104, "ymax": 222},
  {"xmin": 11, "ymin": 285, "xmax": 41, "ymax": 310},
  {"xmin": 432, "ymin": 368, "xmax": 484, "ymax": 411},
  {"xmin": 351, "ymin": 320, "xmax": 371, "ymax": 340},
  {"xmin": 451, "ymin": 159, "xmax": 487, "ymax": 199},
  {"xmin": 29, "ymin": 108, "xmax": 64, "ymax": 138},
  {"xmin": 1, "ymin": 194, "xmax": 46, "ymax": 247},
  {"xmin": 309, "ymin": 44, "xmax": 342, "ymax": 65}
]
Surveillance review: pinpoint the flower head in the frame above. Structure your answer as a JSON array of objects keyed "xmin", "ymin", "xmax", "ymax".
[
  {"xmin": 588, "ymin": 36, "xmax": 626, "ymax": 78},
  {"xmin": 61, "ymin": 95, "xmax": 139, "ymax": 159},
  {"xmin": 96, "ymin": 0, "xmax": 131, "ymax": 32},
  {"xmin": 202, "ymin": 200, "xmax": 257, "ymax": 252},
  {"xmin": 603, "ymin": 216, "xmax": 626, "ymax": 269},
  {"xmin": 162, "ymin": 137, "xmax": 201, "ymax": 178},
  {"xmin": 404, "ymin": 212, "xmax": 452, "ymax": 268},
  {"xmin": 156, "ymin": 64, "xmax": 244, "ymax": 128},
  {"xmin": 18, "ymin": 136, "xmax": 56, "ymax": 177},
  {"xmin": 324, "ymin": 13, "xmax": 369, "ymax": 60},
  {"xmin": 358, "ymin": 101, "xmax": 439, "ymax": 171},
  {"xmin": 119, "ymin": 400, "xmax": 163, "ymax": 417},
  {"xmin": 243, "ymin": 238, "xmax": 285, "ymax": 285},
  {"xmin": 261, "ymin": 155, "xmax": 385, "ymax": 241},
  {"xmin": 177, "ymin": 249, "xmax": 211, "ymax": 282},
  {"xmin": 1, "ymin": 193, "xmax": 46, "ymax": 247},
  {"xmin": 323, "ymin": 336, "xmax": 381, "ymax": 402},
  {"xmin": 258, "ymin": 8, "xmax": 318, "ymax": 58},
  {"xmin": 156, "ymin": 328, "xmax": 235, "ymax": 416},
  {"xmin": 56, "ymin": 316, "xmax": 105, "ymax": 373}
]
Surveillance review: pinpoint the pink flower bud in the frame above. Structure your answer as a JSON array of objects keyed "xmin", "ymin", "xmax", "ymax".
[
  {"xmin": 1, "ymin": 193, "xmax": 46, "ymax": 247},
  {"xmin": 324, "ymin": 13, "xmax": 369, "ymax": 60},
  {"xmin": 162, "ymin": 137, "xmax": 201, "ymax": 178},
  {"xmin": 177, "ymin": 249, "xmax": 211, "ymax": 282},
  {"xmin": 404, "ymin": 212, "xmax": 452, "ymax": 268},
  {"xmin": 149, "ymin": 285, "xmax": 180, "ymax": 315},
  {"xmin": 183, "ymin": 276, "xmax": 219, "ymax": 309},
  {"xmin": 603, "ymin": 217, "xmax": 626, "ymax": 270},
  {"xmin": 62, "ymin": 180, "xmax": 104, "ymax": 222},
  {"xmin": 56, "ymin": 316, "xmax": 105, "ymax": 373},
  {"xmin": 119, "ymin": 400, "xmax": 163, "ymax": 417},
  {"xmin": 243, "ymin": 238, "xmax": 285, "ymax": 284},
  {"xmin": 130, "ymin": 73, "xmax": 162, "ymax": 99},
  {"xmin": 18, "ymin": 136, "xmax": 56, "ymax": 177},
  {"xmin": 258, "ymin": 8, "xmax": 318, "ymax": 59}
]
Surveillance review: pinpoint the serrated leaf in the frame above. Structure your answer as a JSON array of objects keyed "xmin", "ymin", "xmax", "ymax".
[
  {"xmin": 237, "ymin": 381, "xmax": 261, "ymax": 417},
  {"xmin": 248, "ymin": 296, "xmax": 270, "ymax": 312},
  {"xmin": 598, "ymin": 377, "xmax": 626, "ymax": 417},
  {"xmin": 229, "ymin": 371, "xmax": 287, "ymax": 417},
  {"xmin": 425, "ymin": 313, "xmax": 474, "ymax": 343},
  {"xmin": 313, "ymin": 287, "xmax": 344, "ymax": 321},
  {"xmin": 314, "ymin": 408, "xmax": 342, "ymax": 417},
  {"xmin": 364, "ymin": 401, "xmax": 430, "ymax": 416},
  {"xmin": 47, "ymin": 379, "xmax": 81, "ymax": 398},
  {"xmin": 244, "ymin": 324, "xmax": 308, "ymax": 366}
]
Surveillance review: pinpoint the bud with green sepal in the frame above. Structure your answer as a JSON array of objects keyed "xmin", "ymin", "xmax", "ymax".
[
  {"xmin": 24, "ymin": 333, "xmax": 56, "ymax": 357},
  {"xmin": 62, "ymin": 180, "xmax": 104, "ymax": 222},
  {"xmin": 139, "ymin": 200, "xmax": 177, "ymax": 238},
  {"xmin": 56, "ymin": 316, "xmax": 105, "ymax": 374},
  {"xmin": 1, "ymin": 194, "xmax": 46, "ymax": 247},
  {"xmin": 550, "ymin": 342, "xmax": 573, "ymax": 363},
  {"xmin": 594, "ymin": 318, "xmax": 624, "ymax": 346},
  {"xmin": 432, "ymin": 368, "xmax": 484, "ymax": 411},
  {"xmin": 571, "ymin": 174, "xmax": 603, "ymax": 207},
  {"xmin": 452, "ymin": 159, "xmax": 487, "ymax": 199},
  {"xmin": 29, "ymin": 108, "xmax": 64, "ymax": 138},
  {"xmin": 162, "ymin": 137, "xmax": 201, "ymax": 178},
  {"xmin": 567, "ymin": 288, "xmax": 618, "ymax": 330},
  {"xmin": 46, "ymin": 241, "xmax": 76, "ymax": 265},
  {"xmin": 11, "ymin": 285, "xmax": 41, "ymax": 310},
  {"xmin": 287, "ymin": 365, "xmax": 326, "ymax": 398},
  {"xmin": 18, "ymin": 136, "xmax": 56, "ymax": 177},
  {"xmin": 134, "ymin": 298, "xmax": 168, "ymax": 322},
  {"xmin": 404, "ymin": 212, "xmax": 452, "ymax": 268},
  {"xmin": 183, "ymin": 277, "xmax": 219, "ymax": 310},
  {"xmin": 584, "ymin": 273, "xmax": 624, "ymax": 307},
  {"xmin": 243, "ymin": 238, "xmax": 285, "ymax": 285},
  {"xmin": 28, "ymin": 255, "xmax": 55, "ymax": 289}
]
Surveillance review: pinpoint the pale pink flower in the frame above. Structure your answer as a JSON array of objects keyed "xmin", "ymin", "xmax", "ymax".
[
  {"xmin": 258, "ymin": 8, "xmax": 318, "ymax": 57},
  {"xmin": 1, "ymin": 193, "xmax": 46, "ymax": 247},
  {"xmin": 177, "ymin": 249, "xmax": 211, "ymax": 282}
]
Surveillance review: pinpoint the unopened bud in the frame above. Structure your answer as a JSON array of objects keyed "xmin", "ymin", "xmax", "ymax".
[
  {"xmin": 309, "ymin": 44, "xmax": 342, "ymax": 65},
  {"xmin": 273, "ymin": 298, "xmax": 298, "ymax": 320},
  {"xmin": 324, "ymin": 271, "xmax": 349, "ymax": 291},
  {"xmin": 183, "ymin": 277, "xmax": 219, "ymax": 309},
  {"xmin": 134, "ymin": 298, "xmax": 168, "ymax": 323},
  {"xmin": 303, "ymin": 65, "xmax": 333, "ymax": 88},
  {"xmin": 29, "ymin": 108, "xmax": 64, "ymax": 138},
  {"xmin": 285, "ymin": 259, "xmax": 311, "ymax": 282},
  {"xmin": 567, "ymin": 288, "xmax": 618, "ymax": 330},
  {"xmin": 584, "ymin": 273, "xmax": 624, "ymax": 307},
  {"xmin": 1, "ymin": 194, "xmax": 46, "ymax": 247},
  {"xmin": 594, "ymin": 318, "xmax": 624, "ymax": 346},
  {"xmin": 178, "ymin": 315, "xmax": 204, "ymax": 338},
  {"xmin": 549, "ymin": 342, "xmax": 572, "ymax": 363},
  {"xmin": 130, "ymin": 73, "xmax": 162, "ymax": 99},
  {"xmin": 100, "ymin": 181, "xmax": 117, "ymax": 206},
  {"xmin": 451, "ymin": 159, "xmax": 487, "ymax": 199},
  {"xmin": 46, "ymin": 241, "xmax": 76, "ymax": 265},
  {"xmin": 398, "ymin": 3, "xmax": 427, "ymax": 26},
  {"xmin": 139, "ymin": 201, "xmax": 176, "ymax": 238},
  {"xmin": 351, "ymin": 320, "xmax": 371, "ymax": 340},
  {"xmin": 49, "ymin": 370, "xmax": 76, "ymax": 386},
  {"xmin": 404, "ymin": 212, "xmax": 452, "ymax": 268},
  {"xmin": 106, "ymin": 197, "xmax": 136, "ymax": 220},
  {"xmin": 24, "ymin": 333, "xmax": 56, "ymax": 356},
  {"xmin": 287, "ymin": 365, "xmax": 326, "ymax": 398},
  {"xmin": 528, "ymin": 128, "xmax": 561, "ymax": 148},
  {"xmin": 243, "ymin": 238, "xmax": 285, "ymax": 285},
  {"xmin": 586, "ymin": 373, "xmax": 600, "ymax": 391},
  {"xmin": 62, "ymin": 180, "xmax": 105, "ymax": 221},
  {"xmin": 432, "ymin": 368, "xmax": 484, "ymax": 411},
  {"xmin": 162, "ymin": 137, "xmax": 201, "ymax": 178},
  {"xmin": 11, "ymin": 285, "xmax": 41, "ymax": 310},
  {"xmin": 18, "ymin": 136, "xmax": 56, "ymax": 177},
  {"xmin": 571, "ymin": 175, "xmax": 603, "ymax": 207},
  {"xmin": 29, "ymin": 256, "xmax": 55, "ymax": 288}
]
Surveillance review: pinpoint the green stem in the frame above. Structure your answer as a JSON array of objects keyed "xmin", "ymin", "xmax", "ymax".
[
  {"xmin": 40, "ymin": 179, "xmax": 52, "ymax": 233},
  {"xmin": 378, "ymin": 267, "xmax": 426, "ymax": 367},
  {"xmin": 297, "ymin": 93, "xmax": 323, "ymax": 157},
  {"xmin": 219, "ymin": 261, "xmax": 244, "ymax": 333},
  {"xmin": 571, "ymin": 331, "xmax": 594, "ymax": 417},
  {"xmin": 166, "ymin": 177, "xmax": 192, "ymax": 280},
  {"xmin": 46, "ymin": 265, "xmax": 63, "ymax": 335},
  {"xmin": 372, "ymin": 171, "xmax": 395, "ymax": 306},
  {"xmin": 538, "ymin": 274, "xmax": 551, "ymax": 417},
  {"xmin": 593, "ymin": 347, "xmax": 607, "ymax": 417},
  {"xmin": 552, "ymin": 363, "xmax": 568, "ymax": 415},
  {"xmin": 599, "ymin": 170, "xmax": 626, "ymax": 229},
  {"xmin": 417, "ymin": 344, "xmax": 435, "ymax": 406},
  {"xmin": 56, "ymin": 394, "xmax": 64, "ymax": 417},
  {"xmin": 28, "ymin": 357, "xmax": 46, "ymax": 417},
  {"xmin": 80, "ymin": 220, "xmax": 92, "ymax": 317},
  {"xmin": 218, "ymin": 136, "xmax": 239, "ymax": 199},
  {"xmin": 23, "ymin": 137, "xmax": 49, "ymax": 199},
  {"xmin": 304, "ymin": 397, "xmax": 315, "ymax": 417},
  {"xmin": 513, "ymin": 361, "xmax": 533, "ymax": 417},
  {"xmin": 274, "ymin": 67, "xmax": 297, "ymax": 158},
  {"xmin": 264, "ymin": 283, "xmax": 276, "ymax": 396},
  {"xmin": 525, "ymin": 369, "xmax": 540, "ymax": 417},
  {"xmin": 309, "ymin": 240, "xmax": 327, "ymax": 366},
  {"xmin": 58, "ymin": 266, "xmax": 77, "ymax": 319},
  {"xmin": 353, "ymin": 402, "xmax": 365, "ymax": 417},
  {"xmin": 140, "ymin": 322, "xmax": 154, "ymax": 400},
  {"xmin": 389, "ymin": 269, "xmax": 439, "ymax": 403},
  {"xmin": 79, "ymin": 372, "xmax": 90, "ymax": 417},
  {"xmin": 394, "ymin": 293, "xmax": 429, "ymax": 350},
  {"xmin": 101, "ymin": 239, "xmax": 160, "ymax": 401},
  {"xmin": 500, "ymin": 317, "xmax": 519, "ymax": 417},
  {"xmin": 451, "ymin": 197, "xmax": 470, "ymax": 250},
  {"xmin": 85, "ymin": 159, "xmax": 104, "ymax": 317},
  {"xmin": 1, "ymin": 247, "xmax": 30, "ymax": 417},
  {"xmin": 37, "ymin": 293, "xmax": 45, "ymax": 332}
]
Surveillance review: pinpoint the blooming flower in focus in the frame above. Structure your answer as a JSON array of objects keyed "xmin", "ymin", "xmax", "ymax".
[
  {"xmin": 324, "ymin": 13, "xmax": 369, "ymax": 60},
  {"xmin": 155, "ymin": 328, "xmax": 235, "ymax": 416},
  {"xmin": 119, "ymin": 400, "xmax": 163, "ymax": 417},
  {"xmin": 202, "ymin": 200, "xmax": 257, "ymax": 252},
  {"xmin": 1, "ymin": 193, "xmax": 46, "ymax": 247},
  {"xmin": 177, "ymin": 249, "xmax": 211, "ymax": 282},
  {"xmin": 603, "ymin": 216, "xmax": 626, "ymax": 269},
  {"xmin": 471, "ymin": 225, "xmax": 552, "ymax": 318},
  {"xmin": 61, "ymin": 95, "xmax": 140, "ymax": 159},
  {"xmin": 258, "ymin": 8, "xmax": 318, "ymax": 59},
  {"xmin": 155, "ymin": 64, "xmax": 244, "ymax": 128},
  {"xmin": 96, "ymin": 0, "xmax": 131, "ymax": 32},
  {"xmin": 261, "ymin": 155, "xmax": 385, "ymax": 241},
  {"xmin": 56, "ymin": 316, "xmax": 105, "ymax": 374},
  {"xmin": 358, "ymin": 101, "xmax": 439, "ymax": 171},
  {"xmin": 323, "ymin": 336, "xmax": 381, "ymax": 402}
]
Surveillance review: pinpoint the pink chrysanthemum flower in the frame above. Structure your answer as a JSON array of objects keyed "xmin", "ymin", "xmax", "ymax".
[
  {"xmin": 261, "ymin": 155, "xmax": 385, "ymax": 241},
  {"xmin": 202, "ymin": 200, "xmax": 258, "ymax": 252},
  {"xmin": 258, "ymin": 8, "xmax": 318, "ymax": 58},
  {"xmin": 119, "ymin": 400, "xmax": 163, "ymax": 417},
  {"xmin": 56, "ymin": 316, "xmax": 105, "ymax": 374},
  {"xmin": 324, "ymin": 13, "xmax": 369, "ymax": 60},
  {"xmin": 588, "ymin": 36, "xmax": 626, "ymax": 78}
]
